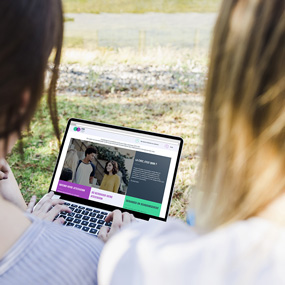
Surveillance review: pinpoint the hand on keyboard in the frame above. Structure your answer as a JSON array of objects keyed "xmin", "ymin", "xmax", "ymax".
[
  {"xmin": 26, "ymin": 192, "xmax": 71, "ymax": 224},
  {"xmin": 98, "ymin": 209, "xmax": 136, "ymax": 243}
]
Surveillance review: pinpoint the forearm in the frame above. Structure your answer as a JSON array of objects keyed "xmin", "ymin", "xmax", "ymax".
[{"xmin": 0, "ymin": 162, "xmax": 27, "ymax": 210}]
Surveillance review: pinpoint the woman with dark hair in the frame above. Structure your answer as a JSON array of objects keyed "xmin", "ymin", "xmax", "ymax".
[
  {"xmin": 97, "ymin": 0, "xmax": 285, "ymax": 284},
  {"xmin": 99, "ymin": 160, "xmax": 120, "ymax": 193},
  {"xmin": 0, "ymin": 1, "xmax": 130, "ymax": 283}
]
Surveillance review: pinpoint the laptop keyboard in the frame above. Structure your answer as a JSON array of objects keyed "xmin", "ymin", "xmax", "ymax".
[{"xmin": 57, "ymin": 202, "xmax": 111, "ymax": 236}]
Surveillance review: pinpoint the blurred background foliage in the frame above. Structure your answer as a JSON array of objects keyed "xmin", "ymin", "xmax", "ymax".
[{"xmin": 63, "ymin": 0, "xmax": 221, "ymax": 13}]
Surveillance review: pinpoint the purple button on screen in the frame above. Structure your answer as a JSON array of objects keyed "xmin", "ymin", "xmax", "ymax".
[{"xmin": 57, "ymin": 180, "xmax": 91, "ymax": 199}]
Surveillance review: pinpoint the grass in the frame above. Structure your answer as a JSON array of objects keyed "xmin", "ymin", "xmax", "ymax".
[
  {"xmin": 7, "ymin": 91, "xmax": 203, "ymax": 221},
  {"xmin": 8, "ymin": 33, "xmax": 207, "ymax": 220},
  {"xmin": 63, "ymin": 0, "xmax": 222, "ymax": 13},
  {"xmin": 61, "ymin": 46, "xmax": 209, "ymax": 67}
]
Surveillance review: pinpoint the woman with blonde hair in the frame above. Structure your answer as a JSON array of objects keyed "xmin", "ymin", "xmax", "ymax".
[
  {"xmin": 100, "ymin": 160, "xmax": 120, "ymax": 193},
  {"xmin": 97, "ymin": 0, "xmax": 285, "ymax": 283}
]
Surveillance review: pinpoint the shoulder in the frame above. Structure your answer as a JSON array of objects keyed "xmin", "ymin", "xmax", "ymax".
[
  {"xmin": 98, "ymin": 219, "xmax": 198, "ymax": 284},
  {"xmin": 98, "ymin": 218, "xmax": 285, "ymax": 285},
  {"xmin": 76, "ymin": 160, "xmax": 83, "ymax": 171}
]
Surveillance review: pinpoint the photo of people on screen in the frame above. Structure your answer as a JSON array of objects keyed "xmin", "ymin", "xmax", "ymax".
[
  {"xmin": 73, "ymin": 147, "xmax": 97, "ymax": 186},
  {"xmin": 60, "ymin": 145, "xmax": 97, "ymax": 186},
  {"xmin": 99, "ymin": 160, "xmax": 121, "ymax": 193},
  {"xmin": 59, "ymin": 138, "xmax": 135, "ymax": 194}
]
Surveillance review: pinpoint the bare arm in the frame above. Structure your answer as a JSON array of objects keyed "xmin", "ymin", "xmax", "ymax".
[
  {"xmin": 0, "ymin": 159, "xmax": 26, "ymax": 210},
  {"xmin": 0, "ymin": 160, "xmax": 70, "ymax": 223}
]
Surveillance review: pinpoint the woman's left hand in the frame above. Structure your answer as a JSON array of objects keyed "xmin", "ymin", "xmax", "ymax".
[{"xmin": 26, "ymin": 191, "xmax": 71, "ymax": 224}]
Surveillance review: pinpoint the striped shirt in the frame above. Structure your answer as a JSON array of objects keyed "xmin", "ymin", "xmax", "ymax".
[{"xmin": 0, "ymin": 214, "xmax": 104, "ymax": 285}]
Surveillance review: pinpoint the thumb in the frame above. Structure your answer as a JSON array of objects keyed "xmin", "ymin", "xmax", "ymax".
[
  {"xmin": 98, "ymin": 226, "xmax": 110, "ymax": 243},
  {"xmin": 26, "ymin": 195, "xmax": 37, "ymax": 213}
]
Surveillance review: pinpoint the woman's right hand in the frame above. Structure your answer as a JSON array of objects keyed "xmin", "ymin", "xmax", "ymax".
[
  {"xmin": 98, "ymin": 209, "xmax": 136, "ymax": 243},
  {"xmin": 26, "ymin": 191, "xmax": 71, "ymax": 224}
]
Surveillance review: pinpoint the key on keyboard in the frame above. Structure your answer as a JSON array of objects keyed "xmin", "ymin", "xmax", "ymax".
[{"xmin": 61, "ymin": 203, "xmax": 112, "ymax": 237}]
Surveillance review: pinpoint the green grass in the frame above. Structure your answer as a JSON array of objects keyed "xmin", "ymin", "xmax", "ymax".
[
  {"xmin": 63, "ymin": 0, "xmax": 222, "ymax": 13},
  {"xmin": 7, "ymin": 91, "xmax": 203, "ymax": 220}
]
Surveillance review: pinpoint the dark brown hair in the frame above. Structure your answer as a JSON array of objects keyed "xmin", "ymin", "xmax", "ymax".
[
  {"xmin": 85, "ymin": 147, "xmax": 97, "ymax": 157},
  {"xmin": 104, "ymin": 160, "xmax": 119, "ymax": 175},
  {"xmin": 0, "ymin": 0, "xmax": 63, "ymax": 153},
  {"xmin": 195, "ymin": 0, "xmax": 285, "ymax": 231}
]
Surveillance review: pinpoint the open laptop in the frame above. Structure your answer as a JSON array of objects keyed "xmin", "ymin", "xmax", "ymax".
[{"xmin": 48, "ymin": 118, "xmax": 183, "ymax": 236}]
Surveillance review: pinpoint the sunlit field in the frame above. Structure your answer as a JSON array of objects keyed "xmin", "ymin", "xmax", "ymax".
[{"xmin": 63, "ymin": 0, "xmax": 221, "ymax": 13}]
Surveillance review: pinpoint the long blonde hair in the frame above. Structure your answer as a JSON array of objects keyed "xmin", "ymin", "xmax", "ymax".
[{"xmin": 194, "ymin": 0, "xmax": 285, "ymax": 231}]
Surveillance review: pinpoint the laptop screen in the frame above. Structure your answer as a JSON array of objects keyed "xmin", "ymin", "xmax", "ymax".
[{"xmin": 50, "ymin": 118, "xmax": 183, "ymax": 221}]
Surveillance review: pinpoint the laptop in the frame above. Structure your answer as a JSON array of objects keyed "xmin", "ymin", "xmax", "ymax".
[{"xmin": 48, "ymin": 118, "xmax": 183, "ymax": 236}]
